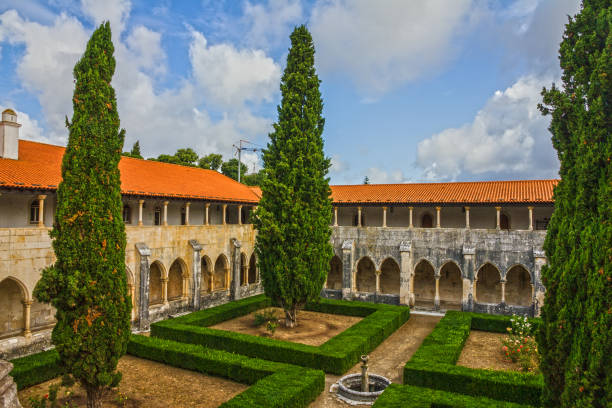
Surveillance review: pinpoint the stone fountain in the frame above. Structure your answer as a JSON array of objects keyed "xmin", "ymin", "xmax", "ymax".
[{"xmin": 333, "ymin": 355, "xmax": 390, "ymax": 405}]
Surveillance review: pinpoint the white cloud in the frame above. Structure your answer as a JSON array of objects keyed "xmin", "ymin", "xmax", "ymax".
[
  {"xmin": 189, "ymin": 29, "xmax": 281, "ymax": 108},
  {"xmin": 366, "ymin": 167, "xmax": 405, "ymax": 184},
  {"xmin": 310, "ymin": 0, "xmax": 477, "ymax": 96},
  {"xmin": 80, "ymin": 0, "xmax": 131, "ymax": 34},
  {"xmin": 416, "ymin": 75, "xmax": 559, "ymax": 181},
  {"xmin": 125, "ymin": 25, "xmax": 165, "ymax": 74},
  {"xmin": 243, "ymin": 0, "xmax": 302, "ymax": 50}
]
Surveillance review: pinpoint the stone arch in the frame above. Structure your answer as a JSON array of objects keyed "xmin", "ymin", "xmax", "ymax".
[
  {"xmin": 168, "ymin": 258, "xmax": 187, "ymax": 300},
  {"xmin": 421, "ymin": 213, "xmax": 433, "ymax": 228},
  {"xmin": 355, "ymin": 257, "xmax": 376, "ymax": 293},
  {"xmin": 214, "ymin": 254, "xmax": 229, "ymax": 291},
  {"xmin": 149, "ymin": 261, "xmax": 164, "ymax": 305},
  {"xmin": 380, "ymin": 258, "xmax": 400, "ymax": 295},
  {"xmin": 505, "ymin": 265, "xmax": 532, "ymax": 306},
  {"xmin": 0, "ymin": 277, "xmax": 28, "ymax": 338},
  {"xmin": 327, "ymin": 255, "xmax": 343, "ymax": 290},
  {"xmin": 201, "ymin": 255, "xmax": 212, "ymax": 293},
  {"xmin": 476, "ymin": 262, "xmax": 502, "ymax": 304},
  {"xmin": 438, "ymin": 261, "xmax": 462, "ymax": 309},
  {"xmin": 413, "ymin": 259, "xmax": 435, "ymax": 307},
  {"xmin": 240, "ymin": 253, "xmax": 248, "ymax": 286},
  {"xmin": 248, "ymin": 253, "xmax": 257, "ymax": 284}
]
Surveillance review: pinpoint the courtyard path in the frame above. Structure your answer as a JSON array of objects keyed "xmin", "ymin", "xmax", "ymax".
[{"xmin": 309, "ymin": 313, "xmax": 442, "ymax": 407}]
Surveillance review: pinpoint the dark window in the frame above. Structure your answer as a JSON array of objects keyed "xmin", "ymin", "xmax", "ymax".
[
  {"xmin": 500, "ymin": 213, "xmax": 510, "ymax": 230},
  {"xmin": 29, "ymin": 201, "xmax": 40, "ymax": 224},
  {"xmin": 154, "ymin": 207, "xmax": 162, "ymax": 226},
  {"xmin": 122, "ymin": 205, "xmax": 131, "ymax": 224},
  {"xmin": 181, "ymin": 207, "xmax": 186, "ymax": 225},
  {"xmin": 421, "ymin": 213, "xmax": 433, "ymax": 228},
  {"xmin": 535, "ymin": 218, "xmax": 550, "ymax": 230}
]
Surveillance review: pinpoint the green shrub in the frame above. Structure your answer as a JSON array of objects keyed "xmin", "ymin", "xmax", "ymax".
[
  {"xmin": 373, "ymin": 384, "xmax": 536, "ymax": 407},
  {"xmin": 254, "ymin": 308, "xmax": 280, "ymax": 328},
  {"xmin": 170, "ymin": 295, "xmax": 271, "ymax": 327},
  {"xmin": 10, "ymin": 350, "xmax": 63, "ymax": 390},
  {"xmin": 470, "ymin": 313, "xmax": 541, "ymax": 334}
]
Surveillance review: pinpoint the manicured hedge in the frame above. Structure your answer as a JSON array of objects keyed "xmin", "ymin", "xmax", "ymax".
[
  {"xmin": 403, "ymin": 311, "xmax": 543, "ymax": 406},
  {"xmin": 9, "ymin": 349, "xmax": 63, "ymax": 390},
  {"xmin": 151, "ymin": 297, "xmax": 410, "ymax": 374},
  {"xmin": 373, "ymin": 384, "xmax": 536, "ymax": 408},
  {"xmin": 128, "ymin": 335, "xmax": 324, "ymax": 408},
  {"xmin": 469, "ymin": 313, "xmax": 541, "ymax": 334}
]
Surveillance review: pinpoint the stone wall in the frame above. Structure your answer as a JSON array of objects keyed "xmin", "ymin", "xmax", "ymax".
[{"xmin": 0, "ymin": 360, "xmax": 21, "ymax": 408}]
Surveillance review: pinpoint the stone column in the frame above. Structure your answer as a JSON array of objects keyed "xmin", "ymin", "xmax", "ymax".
[
  {"xmin": 135, "ymin": 243, "xmax": 151, "ymax": 331},
  {"xmin": 533, "ymin": 250, "xmax": 547, "ymax": 317},
  {"xmin": 496, "ymin": 206, "xmax": 501, "ymax": 230},
  {"xmin": 137, "ymin": 200, "xmax": 144, "ymax": 226},
  {"xmin": 357, "ymin": 207, "xmax": 362, "ymax": 227},
  {"xmin": 37, "ymin": 195, "xmax": 46, "ymax": 228},
  {"xmin": 205, "ymin": 203, "xmax": 210, "ymax": 225},
  {"xmin": 434, "ymin": 276, "xmax": 440, "ymax": 310},
  {"xmin": 185, "ymin": 202, "xmax": 191, "ymax": 225},
  {"xmin": 399, "ymin": 241, "xmax": 413, "ymax": 306},
  {"xmin": 163, "ymin": 201, "xmax": 168, "ymax": 226},
  {"xmin": 231, "ymin": 238, "xmax": 242, "ymax": 300},
  {"xmin": 161, "ymin": 278, "xmax": 168, "ymax": 305},
  {"xmin": 334, "ymin": 207, "xmax": 338, "ymax": 226},
  {"xmin": 382, "ymin": 207, "xmax": 387, "ymax": 228},
  {"xmin": 462, "ymin": 245, "xmax": 475, "ymax": 312},
  {"xmin": 341, "ymin": 240, "xmax": 354, "ymax": 300},
  {"xmin": 238, "ymin": 205, "xmax": 243, "ymax": 225},
  {"xmin": 528, "ymin": 206, "xmax": 534, "ymax": 231},
  {"xmin": 222, "ymin": 204, "xmax": 227, "ymax": 225},
  {"xmin": 501, "ymin": 279, "xmax": 506, "ymax": 304},
  {"xmin": 375, "ymin": 270, "xmax": 381, "ymax": 293},
  {"xmin": 127, "ymin": 283, "xmax": 135, "ymax": 321},
  {"xmin": 436, "ymin": 206, "xmax": 441, "ymax": 228},
  {"xmin": 22, "ymin": 300, "xmax": 32, "ymax": 338},
  {"xmin": 189, "ymin": 240, "xmax": 202, "ymax": 310},
  {"xmin": 408, "ymin": 207, "xmax": 413, "ymax": 228},
  {"xmin": 464, "ymin": 206, "xmax": 470, "ymax": 229},
  {"xmin": 0, "ymin": 360, "xmax": 22, "ymax": 408}
]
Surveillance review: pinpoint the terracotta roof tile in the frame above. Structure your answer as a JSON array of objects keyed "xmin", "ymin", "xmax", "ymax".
[
  {"xmin": 330, "ymin": 180, "xmax": 557, "ymax": 205},
  {"xmin": 0, "ymin": 140, "xmax": 259, "ymax": 203}
]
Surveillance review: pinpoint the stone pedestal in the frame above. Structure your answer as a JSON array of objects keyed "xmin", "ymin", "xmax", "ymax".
[{"xmin": 0, "ymin": 360, "xmax": 22, "ymax": 408}]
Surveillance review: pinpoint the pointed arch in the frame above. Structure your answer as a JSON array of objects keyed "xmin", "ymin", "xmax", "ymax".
[
  {"xmin": 327, "ymin": 255, "xmax": 342, "ymax": 290},
  {"xmin": 168, "ymin": 258, "xmax": 187, "ymax": 300},
  {"xmin": 413, "ymin": 259, "xmax": 435, "ymax": 307},
  {"xmin": 476, "ymin": 262, "xmax": 502, "ymax": 304},
  {"xmin": 248, "ymin": 253, "xmax": 257, "ymax": 284},
  {"xmin": 0, "ymin": 277, "xmax": 28, "ymax": 338},
  {"xmin": 356, "ymin": 256, "xmax": 376, "ymax": 293},
  {"xmin": 214, "ymin": 254, "xmax": 229, "ymax": 291},
  {"xmin": 149, "ymin": 261, "xmax": 164, "ymax": 305},
  {"xmin": 380, "ymin": 257, "xmax": 400, "ymax": 295},
  {"xmin": 505, "ymin": 265, "xmax": 532, "ymax": 306},
  {"xmin": 438, "ymin": 261, "xmax": 462, "ymax": 309},
  {"xmin": 240, "ymin": 252, "xmax": 248, "ymax": 286},
  {"xmin": 201, "ymin": 255, "xmax": 213, "ymax": 293}
]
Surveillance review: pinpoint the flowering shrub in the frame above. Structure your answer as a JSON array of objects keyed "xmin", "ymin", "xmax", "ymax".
[{"xmin": 501, "ymin": 314, "xmax": 539, "ymax": 373}]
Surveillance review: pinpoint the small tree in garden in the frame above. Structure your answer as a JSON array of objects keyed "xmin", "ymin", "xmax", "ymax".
[
  {"xmin": 537, "ymin": 1, "xmax": 611, "ymax": 406},
  {"xmin": 254, "ymin": 25, "xmax": 333, "ymax": 328},
  {"xmin": 33, "ymin": 22, "xmax": 130, "ymax": 408}
]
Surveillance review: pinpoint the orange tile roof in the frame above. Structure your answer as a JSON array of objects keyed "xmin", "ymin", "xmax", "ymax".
[
  {"xmin": 0, "ymin": 140, "xmax": 260, "ymax": 203},
  {"xmin": 248, "ymin": 186, "xmax": 262, "ymax": 198},
  {"xmin": 330, "ymin": 180, "xmax": 557, "ymax": 205}
]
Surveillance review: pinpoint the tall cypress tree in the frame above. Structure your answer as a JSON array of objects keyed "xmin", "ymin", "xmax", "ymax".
[
  {"xmin": 34, "ymin": 22, "xmax": 130, "ymax": 408},
  {"xmin": 537, "ymin": 1, "xmax": 611, "ymax": 406},
  {"xmin": 254, "ymin": 25, "xmax": 332, "ymax": 328}
]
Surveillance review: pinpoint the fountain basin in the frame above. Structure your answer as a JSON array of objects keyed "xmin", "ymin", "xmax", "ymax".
[{"xmin": 335, "ymin": 373, "xmax": 391, "ymax": 405}]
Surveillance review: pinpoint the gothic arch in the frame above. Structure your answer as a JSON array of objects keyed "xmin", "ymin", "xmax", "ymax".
[
  {"xmin": 327, "ymin": 255, "xmax": 342, "ymax": 290},
  {"xmin": 505, "ymin": 264, "xmax": 532, "ymax": 306},
  {"xmin": 438, "ymin": 261, "xmax": 462, "ymax": 309},
  {"xmin": 248, "ymin": 253, "xmax": 257, "ymax": 284},
  {"xmin": 214, "ymin": 254, "xmax": 229, "ymax": 291},
  {"xmin": 0, "ymin": 277, "xmax": 28, "ymax": 338},
  {"xmin": 475, "ymin": 262, "xmax": 502, "ymax": 304},
  {"xmin": 380, "ymin": 257, "xmax": 400, "ymax": 295},
  {"xmin": 240, "ymin": 252, "xmax": 248, "ymax": 286},
  {"xmin": 355, "ymin": 256, "xmax": 376, "ymax": 293},
  {"xmin": 413, "ymin": 259, "xmax": 435, "ymax": 307},
  {"xmin": 149, "ymin": 261, "xmax": 165, "ymax": 306},
  {"xmin": 168, "ymin": 258, "xmax": 187, "ymax": 300},
  {"xmin": 201, "ymin": 255, "xmax": 213, "ymax": 293}
]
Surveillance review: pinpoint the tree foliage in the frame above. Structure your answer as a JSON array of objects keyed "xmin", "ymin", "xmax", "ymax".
[
  {"xmin": 221, "ymin": 158, "xmax": 248, "ymax": 181},
  {"xmin": 537, "ymin": 2, "xmax": 611, "ymax": 406},
  {"xmin": 33, "ymin": 22, "xmax": 131, "ymax": 408},
  {"xmin": 122, "ymin": 140, "xmax": 142, "ymax": 159},
  {"xmin": 254, "ymin": 25, "xmax": 333, "ymax": 327},
  {"xmin": 198, "ymin": 153, "xmax": 223, "ymax": 171}
]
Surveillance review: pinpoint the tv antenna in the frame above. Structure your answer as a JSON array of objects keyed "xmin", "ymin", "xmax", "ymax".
[{"xmin": 232, "ymin": 140, "xmax": 261, "ymax": 183}]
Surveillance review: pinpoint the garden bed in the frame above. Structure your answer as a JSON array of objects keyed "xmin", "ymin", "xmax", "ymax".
[
  {"xmin": 456, "ymin": 330, "xmax": 520, "ymax": 371},
  {"xmin": 210, "ymin": 307, "xmax": 362, "ymax": 346}
]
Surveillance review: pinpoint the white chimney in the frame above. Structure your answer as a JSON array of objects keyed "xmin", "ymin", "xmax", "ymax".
[{"xmin": 0, "ymin": 109, "xmax": 21, "ymax": 160}]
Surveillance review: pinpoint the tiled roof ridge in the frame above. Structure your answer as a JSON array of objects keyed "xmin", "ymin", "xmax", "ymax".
[{"xmin": 332, "ymin": 179, "xmax": 559, "ymax": 187}]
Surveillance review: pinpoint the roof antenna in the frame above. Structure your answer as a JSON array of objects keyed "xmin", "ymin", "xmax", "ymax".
[{"xmin": 232, "ymin": 140, "xmax": 261, "ymax": 183}]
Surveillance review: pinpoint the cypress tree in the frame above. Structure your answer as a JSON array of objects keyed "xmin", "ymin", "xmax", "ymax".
[
  {"xmin": 537, "ymin": 1, "xmax": 611, "ymax": 406},
  {"xmin": 254, "ymin": 25, "xmax": 332, "ymax": 328},
  {"xmin": 33, "ymin": 22, "xmax": 130, "ymax": 408}
]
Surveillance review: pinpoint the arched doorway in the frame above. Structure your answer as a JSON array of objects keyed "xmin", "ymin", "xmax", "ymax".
[
  {"xmin": 413, "ymin": 260, "xmax": 435, "ymax": 307},
  {"xmin": 214, "ymin": 255, "xmax": 229, "ymax": 290},
  {"xmin": 421, "ymin": 213, "xmax": 433, "ymax": 228},
  {"xmin": 439, "ymin": 262, "xmax": 462, "ymax": 310},
  {"xmin": 476, "ymin": 263, "xmax": 502, "ymax": 304},
  {"xmin": 201, "ymin": 256, "xmax": 212, "ymax": 293},
  {"xmin": 149, "ymin": 262, "xmax": 164, "ymax": 305},
  {"xmin": 505, "ymin": 265, "xmax": 532, "ymax": 306},
  {"xmin": 0, "ymin": 278, "xmax": 26, "ymax": 338},
  {"xmin": 327, "ymin": 255, "xmax": 343, "ymax": 290},
  {"xmin": 240, "ymin": 253, "xmax": 247, "ymax": 286},
  {"xmin": 168, "ymin": 259, "xmax": 185, "ymax": 300},
  {"xmin": 380, "ymin": 258, "xmax": 400, "ymax": 294},
  {"xmin": 248, "ymin": 254, "xmax": 257, "ymax": 284},
  {"xmin": 356, "ymin": 257, "xmax": 376, "ymax": 293}
]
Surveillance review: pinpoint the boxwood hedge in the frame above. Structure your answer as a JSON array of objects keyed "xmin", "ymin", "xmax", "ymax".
[
  {"xmin": 9, "ymin": 349, "xmax": 63, "ymax": 390},
  {"xmin": 373, "ymin": 384, "xmax": 536, "ymax": 408},
  {"xmin": 403, "ymin": 311, "xmax": 543, "ymax": 406},
  {"xmin": 151, "ymin": 295, "xmax": 410, "ymax": 375},
  {"xmin": 128, "ymin": 335, "xmax": 324, "ymax": 408}
]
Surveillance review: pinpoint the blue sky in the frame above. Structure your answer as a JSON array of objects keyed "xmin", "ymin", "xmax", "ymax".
[{"xmin": 0, "ymin": 0, "xmax": 580, "ymax": 184}]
